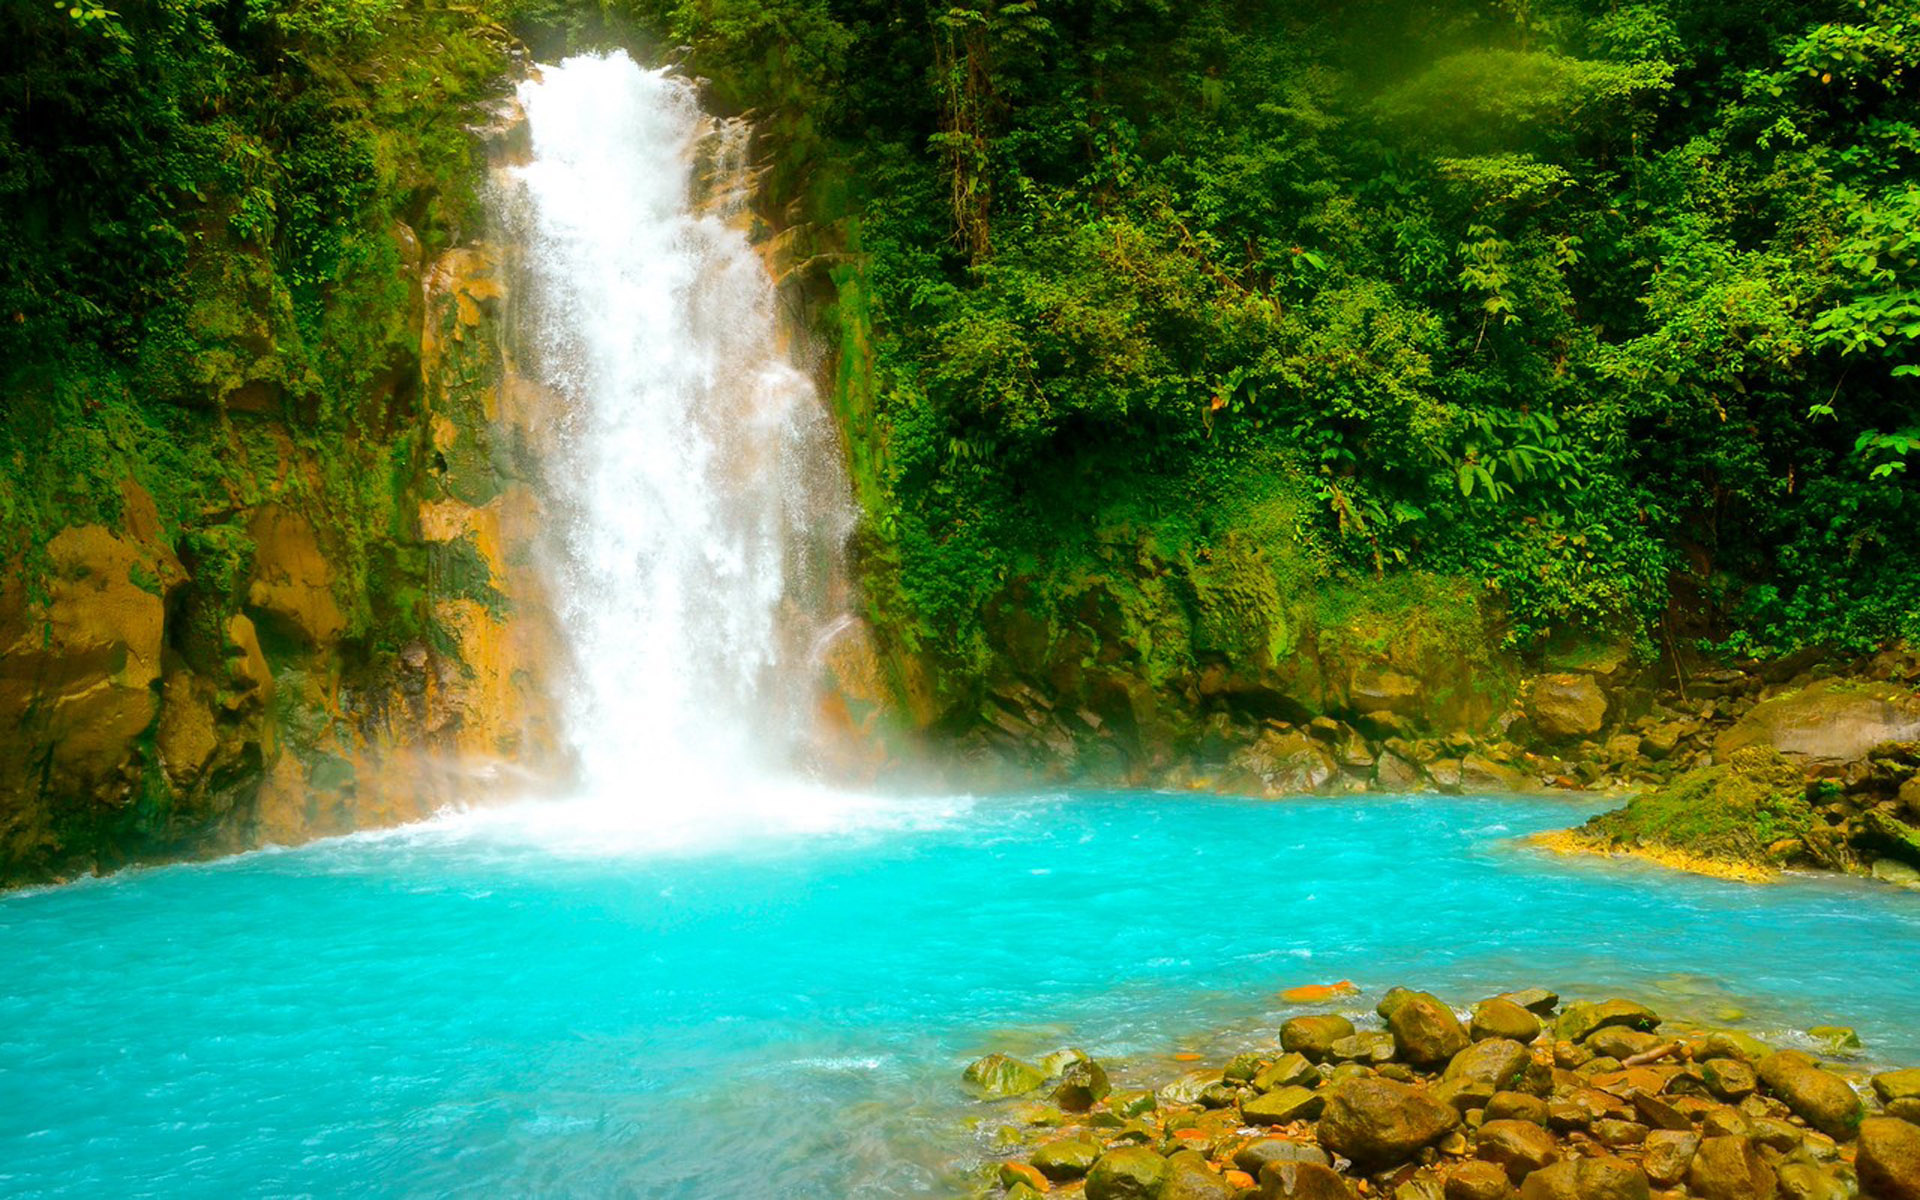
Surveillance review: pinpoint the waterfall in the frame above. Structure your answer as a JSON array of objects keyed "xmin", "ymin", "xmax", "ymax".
[{"xmin": 499, "ymin": 52, "xmax": 858, "ymax": 842}]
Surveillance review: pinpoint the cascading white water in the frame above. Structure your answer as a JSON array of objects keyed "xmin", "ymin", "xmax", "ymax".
[{"xmin": 499, "ymin": 51, "xmax": 863, "ymax": 840}]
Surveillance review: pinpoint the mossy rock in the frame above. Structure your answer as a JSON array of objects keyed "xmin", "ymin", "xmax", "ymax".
[
  {"xmin": 1579, "ymin": 749, "xmax": 1829, "ymax": 869},
  {"xmin": 963, "ymin": 1053, "xmax": 1047, "ymax": 1098}
]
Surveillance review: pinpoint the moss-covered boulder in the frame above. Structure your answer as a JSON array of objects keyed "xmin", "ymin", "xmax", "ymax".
[
  {"xmin": 1245, "ymin": 1085, "xmax": 1326, "ymax": 1125},
  {"xmin": 1031, "ymin": 1135, "xmax": 1102, "ymax": 1181},
  {"xmin": 1282, "ymin": 1014, "xmax": 1356, "ymax": 1062},
  {"xmin": 1085, "ymin": 1146, "xmax": 1169, "ymax": 1200},
  {"xmin": 1576, "ymin": 750, "xmax": 1832, "ymax": 871}
]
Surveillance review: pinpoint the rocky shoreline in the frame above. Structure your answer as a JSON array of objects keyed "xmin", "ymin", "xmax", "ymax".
[{"xmin": 962, "ymin": 986, "xmax": 1920, "ymax": 1199}]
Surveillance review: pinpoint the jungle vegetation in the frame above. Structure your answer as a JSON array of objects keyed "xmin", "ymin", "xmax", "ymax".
[{"xmin": 5, "ymin": 0, "xmax": 1917, "ymax": 691}]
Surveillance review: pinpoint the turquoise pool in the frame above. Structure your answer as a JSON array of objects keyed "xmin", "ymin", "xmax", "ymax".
[{"xmin": 3, "ymin": 790, "xmax": 1917, "ymax": 1197}]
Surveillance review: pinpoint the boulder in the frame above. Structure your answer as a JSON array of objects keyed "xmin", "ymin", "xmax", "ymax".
[
  {"xmin": 1446, "ymin": 1161, "xmax": 1518, "ymax": 1200},
  {"xmin": 1700, "ymin": 1030, "xmax": 1771, "ymax": 1062},
  {"xmin": 1032, "ymin": 1135, "xmax": 1102, "ymax": 1181},
  {"xmin": 1591, "ymin": 1119, "xmax": 1648, "ymax": 1147},
  {"xmin": 1639, "ymin": 722, "xmax": 1690, "ymax": 760},
  {"xmin": 1873, "ymin": 859, "xmax": 1920, "ymax": 890},
  {"xmin": 1687, "ymin": 1135, "xmax": 1776, "ymax": 1200},
  {"xmin": 1584, "ymin": 1028, "xmax": 1663, "ymax": 1061},
  {"xmin": 1246, "ymin": 1086, "xmax": 1325, "ymax": 1125},
  {"xmin": 1254, "ymin": 1053, "xmax": 1319, "ymax": 1092},
  {"xmin": 1857, "ymin": 1117, "xmax": 1920, "ymax": 1200},
  {"xmin": 1225, "ymin": 1052, "xmax": 1267, "ymax": 1082},
  {"xmin": 1756, "ymin": 1052, "xmax": 1863, "ymax": 1138},
  {"xmin": 1260, "ymin": 1160, "xmax": 1355, "ymax": 1200},
  {"xmin": 963, "ymin": 1053, "xmax": 1046, "ymax": 1098},
  {"xmin": 1236, "ymin": 1139, "xmax": 1333, "ymax": 1172},
  {"xmin": 1627, "ymin": 1090, "xmax": 1690, "ymax": 1134},
  {"xmin": 1386, "ymin": 991, "xmax": 1471, "ymax": 1065},
  {"xmin": 1553, "ymin": 1000, "xmax": 1658, "ymax": 1043},
  {"xmin": 1498, "ymin": 989, "xmax": 1561, "ymax": 1015},
  {"xmin": 1282, "ymin": 1015, "xmax": 1357, "ymax": 1062},
  {"xmin": 1446, "ymin": 1039, "xmax": 1533, "ymax": 1094},
  {"xmin": 1774, "ymin": 1162, "xmax": 1851, "ymax": 1200},
  {"xmin": 1376, "ymin": 751, "xmax": 1423, "ymax": 790},
  {"xmin": 1053, "ymin": 1057, "xmax": 1112, "ymax": 1112},
  {"xmin": 1486, "ymin": 1092, "xmax": 1551, "ymax": 1126},
  {"xmin": 1715, "ymin": 678, "xmax": 1920, "ymax": 762},
  {"xmin": 1642, "ymin": 1130, "xmax": 1698, "ymax": 1187},
  {"xmin": 1873, "ymin": 1068, "xmax": 1920, "ymax": 1105},
  {"xmin": 1163, "ymin": 1155, "xmax": 1236, "ymax": 1200},
  {"xmin": 1476, "ymin": 1119, "xmax": 1560, "ymax": 1183},
  {"xmin": 1472, "ymin": 1000, "xmax": 1542, "ymax": 1044},
  {"xmin": 1238, "ymin": 730, "xmax": 1340, "ymax": 793},
  {"xmin": 1515, "ymin": 1157, "xmax": 1650, "ymax": 1200},
  {"xmin": 1161, "ymin": 1069, "xmax": 1222, "ymax": 1105},
  {"xmin": 1462, "ymin": 754, "xmax": 1532, "ymax": 793},
  {"xmin": 1316, "ymin": 1076, "xmax": 1458, "ymax": 1169},
  {"xmin": 1528, "ymin": 674, "xmax": 1609, "ymax": 740},
  {"xmin": 1000, "ymin": 1162, "xmax": 1049, "ymax": 1191},
  {"xmin": 1328, "ymin": 1031, "xmax": 1397, "ymax": 1064},
  {"xmin": 1701, "ymin": 1057, "xmax": 1757, "ymax": 1101},
  {"xmin": 1085, "ymin": 1147, "xmax": 1170, "ymax": 1200}
]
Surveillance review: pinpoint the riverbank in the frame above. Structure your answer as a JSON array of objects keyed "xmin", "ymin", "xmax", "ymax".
[
  {"xmin": 966, "ymin": 985, "xmax": 1920, "ymax": 1200},
  {"xmin": 1542, "ymin": 740, "xmax": 1920, "ymax": 892}
]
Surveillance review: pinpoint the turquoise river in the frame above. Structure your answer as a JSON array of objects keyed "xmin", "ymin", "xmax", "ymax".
[{"xmin": 4, "ymin": 790, "xmax": 1919, "ymax": 1198}]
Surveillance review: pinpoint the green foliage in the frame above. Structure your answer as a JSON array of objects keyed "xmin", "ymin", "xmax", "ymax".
[
  {"xmin": 13, "ymin": 0, "xmax": 1920, "ymax": 730},
  {"xmin": 614, "ymin": 0, "xmax": 1920, "ymax": 680}
]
